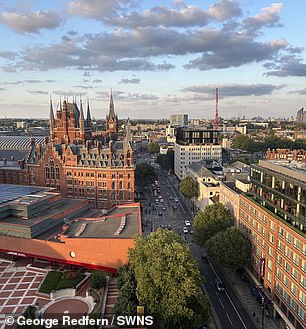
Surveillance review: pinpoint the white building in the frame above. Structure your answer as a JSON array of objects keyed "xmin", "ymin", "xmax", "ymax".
[{"xmin": 174, "ymin": 142, "xmax": 222, "ymax": 179}]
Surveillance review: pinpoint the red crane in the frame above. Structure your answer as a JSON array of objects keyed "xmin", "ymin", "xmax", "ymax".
[{"xmin": 215, "ymin": 87, "xmax": 219, "ymax": 130}]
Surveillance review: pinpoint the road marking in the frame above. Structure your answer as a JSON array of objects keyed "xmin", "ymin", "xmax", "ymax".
[
  {"xmin": 209, "ymin": 262, "xmax": 248, "ymax": 329},
  {"xmin": 218, "ymin": 298, "xmax": 225, "ymax": 309},
  {"xmin": 226, "ymin": 313, "xmax": 233, "ymax": 326}
]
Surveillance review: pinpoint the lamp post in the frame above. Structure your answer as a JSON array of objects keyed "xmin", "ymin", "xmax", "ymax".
[{"xmin": 261, "ymin": 297, "xmax": 265, "ymax": 329}]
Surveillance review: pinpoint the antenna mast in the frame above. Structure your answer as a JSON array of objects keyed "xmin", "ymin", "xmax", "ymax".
[{"xmin": 215, "ymin": 87, "xmax": 219, "ymax": 130}]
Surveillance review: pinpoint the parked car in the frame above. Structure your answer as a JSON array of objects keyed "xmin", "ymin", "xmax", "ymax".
[
  {"xmin": 158, "ymin": 212, "xmax": 163, "ymax": 216},
  {"xmin": 183, "ymin": 227, "xmax": 188, "ymax": 234},
  {"xmin": 201, "ymin": 255, "xmax": 208, "ymax": 263},
  {"xmin": 162, "ymin": 206, "xmax": 166, "ymax": 210},
  {"xmin": 175, "ymin": 198, "xmax": 178, "ymax": 202},
  {"xmin": 215, "ymin": 278, "xmax": 225, "ymax": 292},
  {"xmin": 185, "ymin": 220, "xmax": 191, "ymax": 226}
]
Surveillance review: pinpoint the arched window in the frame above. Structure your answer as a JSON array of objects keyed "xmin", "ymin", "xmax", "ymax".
[
  {"xmin": 119, "ymin": 181, "xmax": 123, "ymax": 189},
  {"xmin": 55, "ymin": 165, "xmax": 60, "ymax": 179},
  {"xmin": 111, "ymin": 192, "xmax": 116, "ymax": 200},
  {"xmin": 45, "ymin": 165, "xmax": 50, "ymax": 179},
  {"xmin": 49, "ymin": 157, "xmax": 55, "ymax": 179},
  {"xmin": 112, "ymin": 181, "xmax": 115, "ymax": 190},
  {"xmin": 118, "ymin": 191, "xmax": 123, "ymax": 200},
  {"xmin": 127, "ymin": 182, "xmax": 131, "ymax": 190}
]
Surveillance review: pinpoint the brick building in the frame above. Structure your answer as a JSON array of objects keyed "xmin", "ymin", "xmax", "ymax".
[
  {"xmin": 238, "ymin": 160, "xmax": 306, "ymax": 329},
  {"xmin": 0, "ymin": 93, "xmax": 134, "ymax": 210}
]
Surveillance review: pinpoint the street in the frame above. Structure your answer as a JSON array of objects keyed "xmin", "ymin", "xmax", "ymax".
[{"xmin": 140, "ymin": 154, "xmax": 257, "ymax": 329}]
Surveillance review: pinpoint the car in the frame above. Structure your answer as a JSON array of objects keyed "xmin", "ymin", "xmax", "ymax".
[
  {"xmin": 201, "ymin": 255, "xmax": 208, "ymax": 263},
  {"xmin": 189, "ymin": 228, "xmax": 194, "ymax": 234},
  {"xmin": 185, "ymin": 220, "xmax": 191, "ymax": 226},
  {"xmin": 167, "ymin": 224, "xmax": 172, "ymax": 230},
  {"xmin": 160, "ymin": 199, "xmax": 164, "ymax": 203},
  {"xmin": 183, "ymin": 227, "xmax": 188, "ymax": 234},
  {"xmin": 152, "ymin": 205, "xmax": 156, "ymax": 210},
  {"xmin": 167, "ymin": 185, "xmax": 171, "ymax": 188},
  {"xmin": 175, "ymin": 198, "xmax": 178, "ymax": 202},
  {"xmin": 173, "ymin": 204, "xmax": 177, "ymax": 209},
  {"xmin": 162, "ymin": 206, "xmax": 166, "ymax": 210},
  {"xmin": 169, "ymin": 195, "xmax": 174, "ymax": 200},
  {"xmin": 158, "ymin": 212, "xmax": 163, "ymax": 216},
  {"xmin": 215, "ymin": 278, "xmax": 225, "ymax": 291}
]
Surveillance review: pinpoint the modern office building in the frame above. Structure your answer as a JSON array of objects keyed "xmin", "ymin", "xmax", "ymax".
[
  {"xmin": 0, "ymin": 93, "xmax": 134, "ymax": 210},
  {"xmin": 170, "ymin": 114, "xmax": 188, "ymax": 127},
  {"xmin": 176, "ymin": 127, "xmax": 219, "ymax": 145},
  {"xmin": 297, "ymin": 108, "xmax": 306, "ymax": 123},
  {"xmin": 174, "ymin": 143, "xmax": 222, "ymax": 179},
  {"xmin": 238, "ymin": 159, "xmax": 306, "ymax": 329},
  {"xmin": 0, "ymin": 184, "xmax": 141, "ymax": 273}
]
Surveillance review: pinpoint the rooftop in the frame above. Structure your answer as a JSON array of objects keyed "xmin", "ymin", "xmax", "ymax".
[
  {"xmin": 64, "ymin": 205, "xmax": 141, "ymax": 239},
  {"xmin": 257, "ymin": 160, "xmax": 306, "ymax": 183},
  {"xmin": 0, "ymin": 184, "xmax": 46, "ymax": 204}
]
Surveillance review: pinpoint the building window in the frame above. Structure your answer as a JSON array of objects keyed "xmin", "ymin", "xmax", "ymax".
[
  {"xmin": 55, "ymin": 165, "xmax": 60, "ymax": 179},
  {"xmin": 297, "ymin": 306, "xmax": 305, "ymax": 320},
  {"xmin": 45, "ymin": 165, "xmax": 50, "ymax": 179},
  {"xmin": 112, "ymin": 181, "xmax": 115, "ymax": 190}
]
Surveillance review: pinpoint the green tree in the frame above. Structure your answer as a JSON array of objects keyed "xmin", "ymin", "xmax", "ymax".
[
  {"xmin": 129, "ymin": 229, "xmax": 209, "ymax": 329},
  {"xmin": 179, "ymin": 176, "xmax": 199, "ymax": 199},
  {"xmin": 148, "ymin": 141, "xmax": 160, "ymax": 153},
  {"xmin": 135, "ymin": 163, "xmax": 157, "ymax": 188},
  {"xmin": 91, "ymin": 271, "xmax": 107, "ymax": 289},
  {"xmin": 157, "ymin": 150, "xmax": 174, "ymax": 171},
  {"xmin": 231, "ymin": 134, "xmax": 252, "ymax": 150},
  {"xmin": 114, "ymin": 264, "xmax": 138, "ymax": 316},
  {"xmin": 193, "ymin": 203, "xmax": 234, "ymax": 248},
  {"xmin": 205, "ymin": 227, "xmax": 251, "ymax": 270}
]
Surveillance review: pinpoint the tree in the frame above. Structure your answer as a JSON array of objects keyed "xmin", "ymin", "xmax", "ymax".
[
  {"xmin": 91, "ymin": 271, "xmax": 107, "ymax": 289},
  {"xmin": 148, "ymin": 141, "xmax": 160, "ymax": 153},
  {"xmin": 157, "ymin": 150, "xmax": 174, "ymax": 171},
  {"xmin": 179, "ymin": 176, "xmax": 199, "ymax": 200},
  {"xmin": 129, "ymin": 229, "xmax": 209, "ymax": 329},
  {"xmin": 135, "ymin": 163, "xmax": 157, "ymax": 188},
  {"xmin": 114, "ymin": 264, "xmax": 138, "ymax": 316},
  {"xmin": 231, "ymin": 134, "xmax": 252, "ymax": 150},
  {"xmin": 193, "ymin": 203, "xmax": 234, "ymax": 248},
  {"xmin": 205, "ymin": 227, "xmax": 251, "ymax": 270}
]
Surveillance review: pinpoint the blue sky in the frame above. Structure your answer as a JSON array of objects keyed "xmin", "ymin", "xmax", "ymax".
[{"xmin": 0, "ymin": 0, "xmax": 305, "ymax": 120}]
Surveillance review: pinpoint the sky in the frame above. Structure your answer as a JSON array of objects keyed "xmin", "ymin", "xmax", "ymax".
[{"xmin": 0, "ymin": 0, "xmax": 306, "ymax": 120}]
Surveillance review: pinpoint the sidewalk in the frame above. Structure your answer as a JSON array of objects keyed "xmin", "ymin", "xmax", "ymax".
[{"xmin": 222, "ymin": 269, "xmax": 279, "ymax": 329}]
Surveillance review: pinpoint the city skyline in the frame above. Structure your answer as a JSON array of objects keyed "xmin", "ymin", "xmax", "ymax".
[{"xmin": 0, "ymin": 0, "xmax": 306, "ymax": 119}]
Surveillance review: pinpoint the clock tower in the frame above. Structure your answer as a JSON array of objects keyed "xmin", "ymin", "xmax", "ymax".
[{"xmin": 106, "ymin": 90, "xmax": 118, "ymax": 140}]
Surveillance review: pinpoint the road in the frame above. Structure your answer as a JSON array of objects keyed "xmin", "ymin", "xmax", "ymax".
[{"xmin": 140, "ymin": 154, "xmax": 257, "ymax": 329}]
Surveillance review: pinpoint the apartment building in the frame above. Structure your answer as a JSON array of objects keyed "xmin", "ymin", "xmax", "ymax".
[{"xmin": 238, "ymin": 160, "xmax": 306, "ymax": 329}]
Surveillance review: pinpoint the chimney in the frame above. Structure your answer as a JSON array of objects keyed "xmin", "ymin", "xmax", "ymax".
[
  {"xmin": 3, "ymin": 158, "xmax": 7, "ymax": 165},
  {"xmin": 11, "ymin": 156, "xmax": 15, "ymax": 161},
  {"xmin": 30, "ymin": 137, "xmax": 36, "ymax": 147},
  {"xmin": 18, "ymin": 159, "xmax": 25, "ymax": 169},
  {"xmin": 97, "ymin": 141, "xmax": 102, "ymax": 155}
]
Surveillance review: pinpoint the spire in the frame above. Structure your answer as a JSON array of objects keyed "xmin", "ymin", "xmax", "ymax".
[
  {"xmin": 49, "ymin": 97, "xmax": 55, "ymax": 121},
  {"xmin": 80, "ymin": 98, "xmax": 85, "ymax": 122},
  {"xmin": 86, "ymin": 97, "xmax": 92, "ymax": 122},
  {"xmin": 109, "ymin": 89, "xmax": 115, "ymax": 119}
]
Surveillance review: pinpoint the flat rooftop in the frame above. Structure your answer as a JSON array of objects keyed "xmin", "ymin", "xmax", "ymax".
[
  {"xmin": 257, "ymin": 160, "xmax": 306, "ymax": 183},
  {"xmin": 64, "ymin": 205, "xmax": 141, "ymax": 239},
  {"xmin": 0, "ymin": 184, "xmax": 46, "ymax": 204}
]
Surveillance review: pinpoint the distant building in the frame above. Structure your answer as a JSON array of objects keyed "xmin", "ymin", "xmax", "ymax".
[
  {"xmin": 176, "ymin": 127, "xmax": 219, "ymax": 145},
  {"xmin": 297, "ymin": 108, "xmax": 306, "ymax": 123},
  {"xmin": 170, "ymin": 114, "xmax": 188, "ymax": 127},
  {"xmin": 174, "ymin": 143, "xmax": 222, "ymax": 179}
]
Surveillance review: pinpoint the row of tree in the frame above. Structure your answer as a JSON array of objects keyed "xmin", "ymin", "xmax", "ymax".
[
  {"xmin": 115, "ymin": 229, "xmax": 210, "ymax": 329},
  {"xmin": 193, "ymin": 203, "xmax": 251, "ymax": 270},
  {"xmin": 231, "ymin": 134, "xmax": 306, "ymax": 153}
]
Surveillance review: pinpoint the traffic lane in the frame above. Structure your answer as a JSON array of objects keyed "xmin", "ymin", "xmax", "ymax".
[
  {"xmin": 209, "ymin": 261, "xmax": 257, "ymax": 329},
  {"xmin": 191, "ymin": 244, "xmax": 251, "ymax": 329}
]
